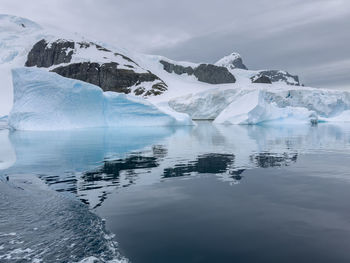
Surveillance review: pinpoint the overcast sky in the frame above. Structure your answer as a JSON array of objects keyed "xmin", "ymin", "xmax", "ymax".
[{"xmin": 1, "ymin": 0, "xmax": 349, "ymax": 88}]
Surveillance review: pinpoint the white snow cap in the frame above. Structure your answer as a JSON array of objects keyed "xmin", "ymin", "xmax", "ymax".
[{"xmin": 215, "ymin": 52, "xmax": 247, "ymax": 70}]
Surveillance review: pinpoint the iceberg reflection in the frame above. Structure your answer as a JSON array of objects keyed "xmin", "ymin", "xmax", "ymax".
[{"xmin": 2, "ymin": 122, "xmax": 350, "ymax": 208}]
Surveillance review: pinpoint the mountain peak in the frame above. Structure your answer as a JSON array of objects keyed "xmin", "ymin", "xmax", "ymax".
[{"xmin": 215, "ymin": 52, "xmax": 248, "ymax": 70}]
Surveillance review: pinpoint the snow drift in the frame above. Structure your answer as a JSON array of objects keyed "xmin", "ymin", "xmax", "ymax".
[
  {"xmin": 170, "ymin": 87, "xmax": 350, "ymax": 124},
  {"xmin": 8, "ymin": 68, "xmax": 192, "ymax": 130}
]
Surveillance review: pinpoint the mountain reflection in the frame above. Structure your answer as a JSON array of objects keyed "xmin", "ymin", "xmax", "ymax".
[
  {"xmin": 85, "ymin": 156, "xmax": 159, "ymax": 181},
  {"xmin": 251, "ymin": 152, "xmax": 298, "ymax": 168},
  {"xmin": 163, "ymin": 153, "xmax": 235, "ymax": 178},
  {"xmin": 229, "ymin": 169, "xmax": 245, "ymax": 181},
  {"xmin": 78, "ymin": 151, "xmax": 297, "ymax": 208}
]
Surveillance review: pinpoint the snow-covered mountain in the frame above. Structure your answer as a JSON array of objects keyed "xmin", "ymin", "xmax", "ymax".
[
  {"xmin": 215, "ymin": 52, "xmax": 248, "ymax": 70},
  {"xmin": 1, "ymin": 14, "xmax": 350, "ymax": 129}
]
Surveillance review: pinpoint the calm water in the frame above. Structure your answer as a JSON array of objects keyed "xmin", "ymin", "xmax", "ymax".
[{"xmin": 1, "ymin": 122, "xmax": 350, "ymax": 262}]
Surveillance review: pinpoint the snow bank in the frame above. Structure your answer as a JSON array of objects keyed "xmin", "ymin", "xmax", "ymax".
[
  {"xmin": 8, "ymin": 68, "xmax": 193, "ymax": 130},
  {"xmin": 170, "ymin": 87, "xmax": 350, "ymax": 124}
]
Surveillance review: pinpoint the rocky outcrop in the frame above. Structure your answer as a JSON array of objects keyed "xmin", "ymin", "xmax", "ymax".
[
  {"xmin": 215, "ymin": 53, "xmax": 248, "ymax": 70},
  {"xmin": 25, "ymin": 39, "xmax": 75, "ymax": 67},
  {"xmin": 216, "ymin": 52, "xmax": 301, "ymax": 86},
  {"xmin": 52, "ymin": 62, "xmax": 167, "ymax": 95},
  {"xmin": 194, "ymin": 64, "xmax": 236, "ymax": 84},
  {"xmin": 160, "ymin": 60, "xmax": 236, "ymax": 84},
  {"xmin": 25, "ymin": 39, "xmax": 167, "ymax": 96},
  {"xmin": 251, "ymin": 74, "xmax": 272, "ymax": 84},
  {"xmin": 160, "ymin": 60, "xmax": 194, "ymax": 75},
  {"xmin": 258, "ymin": 70, "xmax": 300, "ymax": 86}
]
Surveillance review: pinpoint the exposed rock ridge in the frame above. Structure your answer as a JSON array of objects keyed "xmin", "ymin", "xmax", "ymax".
[
  {"xmin": 257, "ymin": 70, "xmax": 300, "ymax": 86},
  {"xmin": 160, "ymin": 60, "xmax": 236, "ymax": 84},
  {"xmin": 215, "ymin": 52, "xmax": 301, "ymax": 86},
  {"xmin": 52, "ymin": 62, "xmax": 167, "ymax": 95},
  {"xmin": 25, "ymin": 39, "xmax": 167, "ymax": 96},
  {"xmin": 251, "ymin": 74, "xmax": 272, "ymax": 84},
  {"xmin": 25, "ymin": 39, "xmax": 74, "ymax": 67}
]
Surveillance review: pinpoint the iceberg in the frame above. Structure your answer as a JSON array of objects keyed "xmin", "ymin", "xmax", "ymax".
[
  {"xmin": 8, "ymin": 68, "xmax": 192, "ymax": 130},
  {"xmin": 9, "ymin": 68, "xmax": 105, "ymax": 130},
  {"xmin": 169, "ymin": 87, "xmax": 350, "ymax": 124}
]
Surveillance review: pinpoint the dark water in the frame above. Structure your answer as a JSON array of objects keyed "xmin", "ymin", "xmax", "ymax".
[
  {"xmin": 1, "ymin": 122, "xmax": 350, "ymax": 262},
  {"xmin": 0, "ymin": 175, "xmax": 125, "ymax": 263}
]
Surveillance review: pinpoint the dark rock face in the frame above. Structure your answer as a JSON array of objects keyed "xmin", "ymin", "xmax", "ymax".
[
  {"xmin": 25, "ymin": 39, "xmax": 167, "ymax": 96},
  {"xmin": 52, "ymin": 62, "xmax": 167, "ymax": 95},
  {"xmin": 251, "ymin": 75, "xmax": 272, "ymax": 84},
  {"xmin": 194, "ymin": 64, "xmax": 236, "ymax": 84},
  {"xmin": 144, "ymin": 83, "xmax": 168, "ymax": 96},
  {"xmin": 160, "ymin": 60, "xmax": 194, "ymax": 75},
  {"xmin": 25, "ymin": 39, "xmax": 74, "ymax": 67},
  {"xmin": 258, "ymin": 70, "xmax": 300, "ymax": 86},
  {"xmin": 230, "ymin": 56, "xmax": 248, "ymax": 70},
  {"xmin": 160, "ymin": 60, "xmax": 236, "ymax": 84}
]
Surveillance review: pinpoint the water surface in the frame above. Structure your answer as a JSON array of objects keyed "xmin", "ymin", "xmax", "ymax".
[{"xmin": 1, "ymin": 122, "xmax": 350, "ymax": 262}]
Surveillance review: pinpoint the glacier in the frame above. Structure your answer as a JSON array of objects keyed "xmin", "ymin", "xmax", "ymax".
[
  {"xmin": 8, "ymin": 68, "xmax": 192, "ymax": 130},
  {"xmin": 170, "ymin": 86, "xmax": 350, "ymax": 125}
]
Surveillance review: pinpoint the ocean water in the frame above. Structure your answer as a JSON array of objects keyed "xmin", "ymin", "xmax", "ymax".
[{"xmin": 1, "ymin": 122, "xmax": 350, "ymax": 262}]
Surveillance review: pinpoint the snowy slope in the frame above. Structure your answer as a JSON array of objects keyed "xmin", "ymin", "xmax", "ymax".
[
  {"xmin": 136, "ymin": 54, "xmax": 223, "ymax": 103},
  {"xmin": 135, "ymin": 52, "xmax": 302, "ymax": 106},
  {"xmin": 0, "ymin": 15, "xmax": 48, "ymax": 116}
]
